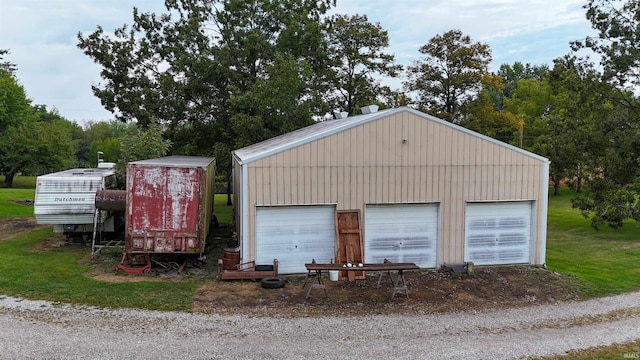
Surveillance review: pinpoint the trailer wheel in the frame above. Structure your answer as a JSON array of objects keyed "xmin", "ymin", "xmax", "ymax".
[{"xmin": 261, "ymin": 277, "xmax": 285, "ymax": 289}]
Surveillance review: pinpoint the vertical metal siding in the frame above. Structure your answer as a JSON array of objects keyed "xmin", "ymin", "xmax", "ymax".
[{"xmin": 241, "ymin": 112, "xmax": 547, "ymax": 265}]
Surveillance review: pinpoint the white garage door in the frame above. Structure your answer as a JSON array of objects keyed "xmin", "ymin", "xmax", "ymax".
[
  {"xmin": 256, "ymin": 206, "xmax": 335, "ymax": 274},
  {"xmin": 364, "ymin": 204, "xmax": 439, "ymax": 268},
  {"xmin": 464, "ymin": 202, "xmax": 533, "ymax": 265}
]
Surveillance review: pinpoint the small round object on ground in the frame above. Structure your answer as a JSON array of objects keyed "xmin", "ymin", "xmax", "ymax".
[{"xmin": 261, "ymin": 277, "xmax": 286, "ymax": 289}]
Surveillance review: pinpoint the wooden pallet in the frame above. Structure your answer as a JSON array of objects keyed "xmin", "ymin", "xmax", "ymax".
[{"xmin": 217, "ymin": 259, "xmax": 279, "ymax": 281}]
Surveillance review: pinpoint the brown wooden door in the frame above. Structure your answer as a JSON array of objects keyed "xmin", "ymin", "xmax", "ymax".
[{"xmin": 335, "ymin": 210, "xmax": 365, "ymax": 281}]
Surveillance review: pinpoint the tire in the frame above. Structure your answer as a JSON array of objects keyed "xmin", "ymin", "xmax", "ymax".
[{"xmin": 261, "ymin": 277, "xmax": 286, "ymax": 289}]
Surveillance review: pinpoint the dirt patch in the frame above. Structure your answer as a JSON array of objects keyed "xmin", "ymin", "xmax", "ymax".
[
  {"xmin": 85, "ymin": 252, "xmax": 213, "ymax": 283},
  {"xmin": 193, "ymin": 266, "xmax": 578, "ymax": 316},
  {"xmin": 27, "ymin": 232, "xmax": 69, "ymax": 251},
  {"xmin": 0, "ymin": 217, "xmax": 46, "ymax": 241}
]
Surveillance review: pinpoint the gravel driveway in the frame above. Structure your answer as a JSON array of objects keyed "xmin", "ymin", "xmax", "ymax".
[{"xmin": 0, "ymin": 291, "xmax": 639, "ymax": 360}]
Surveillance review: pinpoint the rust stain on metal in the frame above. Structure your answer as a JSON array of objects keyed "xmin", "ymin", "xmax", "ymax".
[
  {"xmin": 95, "ymin": 189, "xmax": 126, "ymax": 211},
  {"xmin": 125, "ymin": 156, "xmax": 215, "ymax": 255}
]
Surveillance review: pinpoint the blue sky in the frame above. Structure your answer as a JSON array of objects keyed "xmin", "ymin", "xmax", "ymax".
[{"xmin": 0, "ymin": 0, "xmax": 596, "ymax": 125}]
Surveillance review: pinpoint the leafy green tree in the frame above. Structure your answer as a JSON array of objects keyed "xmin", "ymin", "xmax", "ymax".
[
  {"xmin": 0, "ymin": 114, "xmax": 75, "ymax": 187},
  {"xmin": 213, "ymin": 0, "xmax": 334, "ymax": 134},
  {"xmin": 570, "ymin": 101, "xmax": 640, "ymax": 229},
  {"xmin": 459, "ymin": 90, "xmax": 522, "ymax": 144},
  {"xmin": 36, "ymin": 119, "xmax": 76, "ymax": 171},
  {"xmin": 503, "ymin": 78, "xmax": 555, "ymax": 150},
  {"xmin": 115, "ymin": 123, "xmax": 171, "ymax": 187},
  {"xmin": 0, "ymin": 69, "xmax": 34, "ymax": 187},
  {"xmin": 0, "ymin": 122, "xmax": 37, "ymax": 186},
  {"xmin": 565, "ymin": 0, "xmax": 640, "ymax": 228},
  {"xmin": 225, "ymin": 54, "xmax": 320, "ymax": 147},
  {"xmin": 500, "ymin": 69, "xmax": 594, "ymax": 197},
  {"xmin": 0, "ymin": 67, "xmax": 30, "ymax": 134},
  {"xmin": 33, "ymin": 105, "xmax": 83, "ymax": 167},
  {"xmin": 497, "ymin": 63, "xmax": 549, "ymax": 99},
  {"xmin": 550, "ymin": 57, "xmax": 615, "ymax": 191},
  {"xmin": 91, "ymin": 138, "xmax": 120, "ymax": 165},
  {"xmin": 381, "ymin": 89, "xmax": 411, "ymax": 108},
  {"xmin": 212, "ymin": 0, "xmax": 335, "ymax": 204},
  {"xmin": 565, "ymin": 111, "xmax": 638, "ymax": 230},
  {"xmin": 0, "ymin": 49, "xmax": 17, "ymax": 75},
  {"xmin": 117, "ymin": 123, "xmax": 171, "ymax": 166},
  {"xmin": 0, "ymin": 56, "xmax": 79, "ymax": 186},
  {"xmin": 325, "ymin": 14, "xmax": 402, "ymax": 115},
  {"xmin": 77, "ymin": 120, "xmax": 128, "ymax": 167},
  {"xmin": 463, "ymin": 63, "xmax": 549, "ymax": 146},
  {"xmin": 574, "ymin": 0, "xmax": 640, "ymax": 92},
  {"xmin": 404, "ymin": 29, "xmax": 492, "ymax": 123},
  {"xmin": 78, "ymin": 4, "xmax": 219, "ymax": 128},
  {"xmin": 77, "ymin": 0, "xmax": 333, "ymax": 130},
  {"xmin": 487, "ymin": 62, "xmax": 550, "ymax": 111}
]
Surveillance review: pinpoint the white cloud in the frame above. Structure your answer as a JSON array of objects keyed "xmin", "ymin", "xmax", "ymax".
[
  {"xmin": 0, "ymin": 1, "xmax": 167, "ymax": 125},
  {"xmin": 332, "ymin": 0, "xmax": 594, "ymax": 70}
]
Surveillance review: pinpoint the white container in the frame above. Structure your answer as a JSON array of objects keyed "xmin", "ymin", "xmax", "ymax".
[{"xmin": 329, "ymin": 270, "xmax": 339, "ymax": 281}]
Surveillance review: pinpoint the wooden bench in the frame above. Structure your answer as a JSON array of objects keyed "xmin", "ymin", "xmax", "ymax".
[{"xmin": 217, "ymin": 258, "xmax": 279, "ymax": 281}]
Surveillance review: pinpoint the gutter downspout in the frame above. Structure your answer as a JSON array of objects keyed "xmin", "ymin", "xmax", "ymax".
[{"xmin": 539, "ymin": 159, "xmax": 550, "ymax": 266}]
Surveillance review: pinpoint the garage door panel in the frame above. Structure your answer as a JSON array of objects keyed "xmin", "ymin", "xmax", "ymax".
[
  {"xmin": 365, "ymin": 204, "xmax": 438, "ymax": 268},
  {"xmin": 500, "ymin": 217, "xmax": 528, "ymax": 228},
  {"xmin": 368, "ymin": 236, "xmax": 432, "ymax": 251},
  {"xmin": 498, "ymin": 249, "xmax": 527, "ymax": 262},
  {"xmin": 256, "ymin": 206, "xmax": 335, "ymax": 274},
  {"xmin": 499, "ymin": 233, "xmax": 528, "ymax": 246},
  {"xmin": 465, "ymin": 202, "xmax": 532, "ymax": 266}
]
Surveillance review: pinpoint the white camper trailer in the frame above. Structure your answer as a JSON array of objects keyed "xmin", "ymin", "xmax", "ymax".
[{"xmin": 34, "ymin": 168, "xmax": 118, "ymax": 241}]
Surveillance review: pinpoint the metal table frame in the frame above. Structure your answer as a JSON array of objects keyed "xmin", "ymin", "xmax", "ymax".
[{"xmin": 303, "ymin": 262, "xmax": 419, "ymax": 299}]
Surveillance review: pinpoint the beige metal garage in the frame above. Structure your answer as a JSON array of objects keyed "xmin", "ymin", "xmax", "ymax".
[{"xmin": 232, "ymin": 106, "xmax": 549, "ymax": 274}]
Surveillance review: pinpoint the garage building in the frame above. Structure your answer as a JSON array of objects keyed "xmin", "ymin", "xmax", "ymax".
[{"xmin": 232, "ymin": 107, "xmax": 549, "ymax": 274}]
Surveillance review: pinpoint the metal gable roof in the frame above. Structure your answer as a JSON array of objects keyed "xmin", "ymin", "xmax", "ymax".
[
  {"xmin": 37, "ymin": 168, "xmax": 115, "ymax": 179},
  {"xmin": 233, "ymin": 108, "xmax": 399, "ymax": 164},
  {"xmin": 129, "ymin": 155, "xmax": 214, "ymax": 168},
  {"xmin": 232, "ymin": 106, "xmax": 549, "ymax": 164}
]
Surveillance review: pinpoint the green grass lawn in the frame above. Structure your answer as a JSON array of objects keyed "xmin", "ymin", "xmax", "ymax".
[
  {"xmin": 0, "ymin": 175, "xmax": 36, "ymax": 189},
  {"xmin": 545, "ymin": 187, "xmax": 640, "ymax": 298},
  {"xmin": 0, "ymin": 188, "xmax": 35, "ymax": 217},
  {"xmin": 213, "ymin": 193, "xmax": 233, "ymax": 224},
  {"xmin": 0, "ymin": 227, "xmax": 200, "ymax": 311},
  {"xmin": 0, "ymin": 175, "xmax": 36, "ymax": 217},
  {"xmin": 0, "ymin": 187, "xmax": 233, "ymax": 311}
]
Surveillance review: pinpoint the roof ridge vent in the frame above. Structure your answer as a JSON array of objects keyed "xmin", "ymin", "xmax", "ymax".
[
  {"xmin": 361, "ymin": 105, "xmax": 379, "ymax": 114},
  {"xmin": 333, "ymin": 110, "xmax": 349, "ymax": 119}
]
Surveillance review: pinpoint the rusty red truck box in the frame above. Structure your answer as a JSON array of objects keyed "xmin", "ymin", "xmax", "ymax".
[{"xmin": 125, "ymin": 156, "xmax": 215, "ymax": 255}]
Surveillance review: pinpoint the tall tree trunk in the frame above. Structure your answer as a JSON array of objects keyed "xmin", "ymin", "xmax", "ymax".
[
  {"xmin": 551, "ymin": 175, "xmax": 560, "ymax": 195},
  {"xmin": 4, "ymin": 172, "xmax": 15, "ymax": 188},
  {"xmin": 576, "ymin": 176, "xmax": 582, "ymax": 193},
  {"xmin": 226, "ymin": 174, "xmax": 232, "ymax": 206}
]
